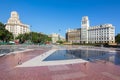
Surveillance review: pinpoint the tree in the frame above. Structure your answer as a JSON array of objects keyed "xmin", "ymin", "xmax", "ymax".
[
  {"xmin": 0, "ymin": 22, "xmax": 13, "ymax": 42},
  {"xmin": 56, "ymin": 40, "xmax": 64, "ymax": 44},
  {"xmin": 16, "ymin": 33, "xmax": 30, "ymax": 43},
  {"xmin": 115, "ymin": 33, "xmax": 120, "ymax": 44},
  {"xmin": 16, "ymin": 32, "xmax": 52, "ymax": 44},
  {"xmin": 4, "ymin": 30, "xmax": 13, "ymax": 42},
  {"xmin": 0, "ymin": 22, "xmax": 5, "ymax": 29}
]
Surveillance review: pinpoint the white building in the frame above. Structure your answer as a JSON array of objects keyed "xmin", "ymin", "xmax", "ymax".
[
  {"xmin": 88, "ymin": 24, "xmax": 115, "ymax": 43},
  {"xmin": 66, "ymin": 16, "xmax": 115, "ymax": 44},
  {"xmin": 50, "ymin": 33, "xmax": 65, "ymax": 43},
  {"xmin": 81, "ymin": 16, "xmax": 115, "ymax": 44},
  {"xmin": 81, "ymin": 16, "xmax": 89, "ymax": 43},
  {"xmin": 5, "ymin": 11, "xmax": 30, "ymax": 38}
]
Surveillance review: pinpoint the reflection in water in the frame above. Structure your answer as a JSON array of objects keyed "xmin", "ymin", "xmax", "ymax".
[
  {"xmin": 113, "ymin": 53, "xmax": 120, "ymax": 65},
  {"xmin": 44, "ymin": 49, "xmax": 120, "ymax": 65},
  {"xmin": 66, "ymin": 49, "xmax": 107, "ymax": 61}
]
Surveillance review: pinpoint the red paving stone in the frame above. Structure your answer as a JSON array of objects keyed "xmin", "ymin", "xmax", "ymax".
[{"xmin": 0, "ymin": 48, "xmax": 120, "ymax": 80}]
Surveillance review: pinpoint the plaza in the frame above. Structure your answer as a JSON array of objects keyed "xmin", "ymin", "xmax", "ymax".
[
  {"xmin": 0, "ymin": 45, "xmax": 120, "ymax": 80},
  {"xmin": 1, "ymin": 0, "xmax": 120, "ymax": 80}
]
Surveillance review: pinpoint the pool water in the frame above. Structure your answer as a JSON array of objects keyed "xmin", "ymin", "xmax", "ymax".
[{"xmin": 43, "ymin": 49, "xmax": 120, "ymax": 65}]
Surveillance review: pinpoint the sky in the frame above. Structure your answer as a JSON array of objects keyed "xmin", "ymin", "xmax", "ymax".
[{"xmin": 0, "ymin": 0, "xmax": 120, "ymax": 37}]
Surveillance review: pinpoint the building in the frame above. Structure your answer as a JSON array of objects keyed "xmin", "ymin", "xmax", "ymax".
[
  {"xmin": 66, "ymin": 16, "xmax": 115, "ymax": 44},
  {"xmin": 66, "ymin": 28, "xmax": 81, "ymax": 43},
  {"xmin": 5, "ymin": 11, "xmax": 30, "ymax": 39},
  {"xmin": 81, "ymin": 16, "xmax": 89, "ymax": 43},
  {"xmin": 50, "ymin": 33, "xmax": 65, "ymax": 43},
  {"xmin": 88, "ymin": 24, "xmax": 115, "ymax": 43}
]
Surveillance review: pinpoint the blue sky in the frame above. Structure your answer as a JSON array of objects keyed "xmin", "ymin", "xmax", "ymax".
[{"xmin": 0, "ymin": 0, "xmax": 120, "ymax": 37}]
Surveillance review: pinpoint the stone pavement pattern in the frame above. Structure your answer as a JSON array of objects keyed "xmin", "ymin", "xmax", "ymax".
[{"xmin": 0, "ymin": 48, "xmax": 120, "ymax": 80}]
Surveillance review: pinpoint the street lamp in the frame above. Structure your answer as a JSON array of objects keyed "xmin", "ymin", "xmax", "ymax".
[
  {"xmin": 58, "ymin": 29, "xmax": 61, "ymax": 41},
  {"xmin": 29, "ymin": 25, "xmax": 32, "ymax": 44}
]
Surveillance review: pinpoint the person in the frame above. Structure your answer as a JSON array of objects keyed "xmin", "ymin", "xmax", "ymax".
[{"xmin": 18, "ymin": 58, "xmax": 22, "ymax": 65}]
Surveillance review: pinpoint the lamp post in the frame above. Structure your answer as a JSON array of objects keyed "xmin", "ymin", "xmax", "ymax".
[
  {"xmin": 30, "ymin": 25, "xmax": 32, "ymax": 44},
  {"xmin": 13, "ymin": 34, "xmax": 15, "ymax": 41},
  {"xmin": 58, "ymin": 29, "xmax": 61, "ymax": 41}
]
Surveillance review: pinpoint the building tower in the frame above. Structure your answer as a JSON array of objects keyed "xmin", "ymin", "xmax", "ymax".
[
  {"xmin": 81, "ymin": 16, "xmax": 89, "ymax": 43},
  {"xmin": 5, "ymin": 11, "xmax": 30, "ymax": 39}
]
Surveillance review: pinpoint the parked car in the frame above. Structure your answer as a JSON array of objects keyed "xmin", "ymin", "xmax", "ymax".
[{"xmin": 9, "ymin": 41, "xmax": 15, "ymax": 45}]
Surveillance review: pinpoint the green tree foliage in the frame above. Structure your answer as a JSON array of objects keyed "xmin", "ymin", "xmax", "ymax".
[
  {"xmin": 115, "ymin": 33, "xmax": 120, "ymax": 44},
  {"xmin": 0, "ymin": 22, "xmax": 5, "ymax": 28},
  {"xmin": 16, "ymin": 32, "xmax": 51, "ymax": 44},
  {"xmin": 0, "ymin": 22, "xmax": 13, "ymax": 42},
  {"xmin": 56, "ymin": 40, "xmax": 64, "ymax": 44}
]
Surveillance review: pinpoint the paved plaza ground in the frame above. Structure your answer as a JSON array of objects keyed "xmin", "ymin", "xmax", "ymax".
[{"xmin": 0, "ymin": 45, "xmax": 120, "ymax": 80}]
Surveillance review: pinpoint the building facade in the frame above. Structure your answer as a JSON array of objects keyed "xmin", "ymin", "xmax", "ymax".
[
  {"xmin": 88, "ymin": 24, "xmax": 115, "ymax": 43},
  {"xmin": 66, "ymin": 28, "xmax": 81, "ymax": 43},
  {"xmin": 66, "ymin": 16, "xmax": 115, "ymax": 44},
  {"xmin": 81, "ymin": 16, "xmax": 89, "ymax": 43},
  {"xmin": 5, "ymin": 11, "xmax": 30, "ymax": 38},
  {"xmin": 50, "ymin": 33, "xmax": 65, "ymax": 43}
]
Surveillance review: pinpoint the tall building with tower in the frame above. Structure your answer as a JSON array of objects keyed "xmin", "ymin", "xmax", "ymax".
[
  {"xmin": 5, "ymin": 11, "xmax": 30, "ymax": 39},
  {"xmin": 66, "ymin": 16, "xmax": 115, "ymax": 44},
  {"xmin": 81, "ymin": 16, "xmax": 89, "ymax": 43}
]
